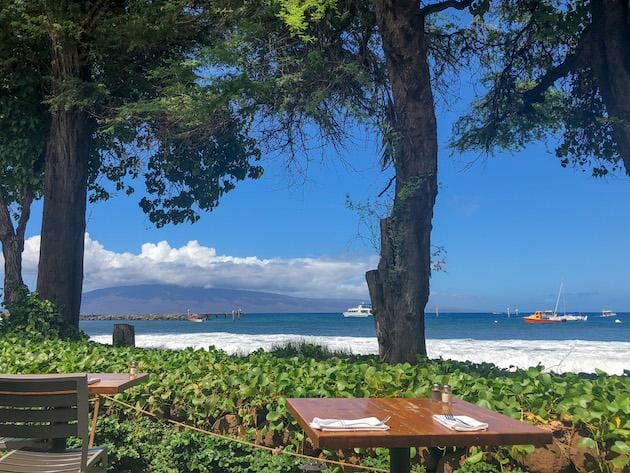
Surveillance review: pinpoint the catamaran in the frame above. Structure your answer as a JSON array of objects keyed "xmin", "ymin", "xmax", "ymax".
[
  {"xmin": 343, "ymin": 303, "xmax": 372, "ymax": 318},
  {"xmin": 601, "ymin": 310, "xmax": 617, "ymax": 318},
  {"xmin": 523, "ymin": 283, "xmax": 587, "ymax": 323}
]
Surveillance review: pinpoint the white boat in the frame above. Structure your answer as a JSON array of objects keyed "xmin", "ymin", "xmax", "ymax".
[
  {"xmin": 557, "ymin": 313, "xmax": 588, "ymax": 321},
  {"xmin": 601, "ymin": 310, "xmax": 617, "ymax": 318},
  {"xmin": 614, "ymin": 319, "xmax": 622, "ymax": 324},
  {"xmin": 187, "ymin": 309, "xmax": 204, "ymax": 322},
  {"xmin": 524, "ymin": 283, "xmax": 587, "ymax": 323},
  {"xmin": 343, "ymin": 304, "xmax": 372, "ymax": 318}
]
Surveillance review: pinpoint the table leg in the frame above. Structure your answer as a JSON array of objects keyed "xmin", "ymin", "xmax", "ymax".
[
  {"xmin": 389, "ymin": 447, "xmax": 411, "ymax": 473},
  {"xmin": 51, "ymin": 437, "xmax": 67, "ymax": 452},
  {"xmin": 88, "ymin": 395, "xmax": 101, "ymax": 448}
]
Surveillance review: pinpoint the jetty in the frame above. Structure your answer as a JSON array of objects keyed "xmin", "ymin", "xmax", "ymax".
[{"xmin": 80, "ymin": 310, "xmax": 244, "ymax": 321}]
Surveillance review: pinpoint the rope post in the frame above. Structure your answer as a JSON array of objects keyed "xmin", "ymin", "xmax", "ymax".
[{"xmin": 113, "ymin": 324, "xmax": 135, "ymax": 347}]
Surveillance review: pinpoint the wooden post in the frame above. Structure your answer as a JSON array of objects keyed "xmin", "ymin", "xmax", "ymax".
[{"xmin": 113, "ymin": 323, "xmax": 135, "ymax": 347}]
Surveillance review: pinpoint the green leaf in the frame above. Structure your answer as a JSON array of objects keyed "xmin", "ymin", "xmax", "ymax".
[
  {"xmin": 611, "ymin": 441, "xmax": 630, "ymax": 455},
  {"xmin": 465, "ymin": 451, "xmax": 484, "ymax": 464},
  {"xmin": 577, "ymin": 437, "xmax": 598, "ymax": 450}
]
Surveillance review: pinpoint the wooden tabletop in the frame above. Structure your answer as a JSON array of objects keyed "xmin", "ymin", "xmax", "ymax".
[
  {"xmin": 87, "ymin": 373, "xmax": 149, "ymax": 395},
  {"xmin": 287, "ymin": 398, "xmax": 552, "ymax": 449}
]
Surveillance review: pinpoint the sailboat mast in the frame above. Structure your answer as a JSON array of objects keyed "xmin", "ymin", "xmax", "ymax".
[{"xmin": 553, "ymin": 283, "xmax": 563, "ymax": 316}]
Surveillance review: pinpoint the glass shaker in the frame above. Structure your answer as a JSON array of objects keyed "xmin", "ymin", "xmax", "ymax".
[
  {"xmin": 431, "ymin": 383, "xmax": 441, "ymax": 402},
  {"xmin": 441, "ymin": 384, "xmax": 452, "ymax": 404}
]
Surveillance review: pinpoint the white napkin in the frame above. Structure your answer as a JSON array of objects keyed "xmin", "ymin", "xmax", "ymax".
[
  {"xmin": 433, "ymin": 415, "xmax": 488, "ymax": 432},
  {"xmin": 309, "ymin": 417, "xmax": 390, "ymax": 431}
]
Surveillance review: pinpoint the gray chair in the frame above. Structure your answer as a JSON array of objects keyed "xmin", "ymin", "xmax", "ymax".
[
  {"xmin": 0, "ymin": 374, "xmax": 107, "ymax": 472},
  {"xmin": 0, "ymin": 437, "xmax": 42, "ymax": 450}
]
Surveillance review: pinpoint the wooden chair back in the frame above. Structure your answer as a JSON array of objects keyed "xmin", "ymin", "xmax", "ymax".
[{"xmin": 0, "ymin": 374, "xmax": 89, "ymax": 470}]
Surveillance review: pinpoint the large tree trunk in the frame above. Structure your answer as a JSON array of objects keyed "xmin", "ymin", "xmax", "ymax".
[
  {"xmin": 591, "ymin": 0, "xmax": 630, "ymax": 175},
  {"xmin": 366, "ymin": 0, "xmax": 438, "ymax": 363},
  {"xmin": 0, "ymin": 192, "xmax": 34, "ymax": 306},
  {"xmin": 36, "ymin": 34, "xmax": 91, "ymax": 328}
]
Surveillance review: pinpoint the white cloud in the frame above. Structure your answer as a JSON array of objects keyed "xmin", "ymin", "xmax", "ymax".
[{"xmin": 20, "ymin": 234, "xmax": 374, "ymax": 298}]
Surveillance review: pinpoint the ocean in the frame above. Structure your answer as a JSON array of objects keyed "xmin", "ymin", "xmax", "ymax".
[{"xmin": 83, "ymin": 312, "xmax": 630, "ymax": 375}]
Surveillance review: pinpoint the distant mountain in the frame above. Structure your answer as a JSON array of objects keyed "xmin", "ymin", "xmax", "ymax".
[{"xmin": 81, "ymin": 284, "xmax": 363, "ymax": 315}]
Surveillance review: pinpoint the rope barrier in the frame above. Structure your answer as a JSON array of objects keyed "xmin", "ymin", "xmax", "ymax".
[{"xmin": 100, "ymin": 394, "xmax": 389, "ymax": 473}]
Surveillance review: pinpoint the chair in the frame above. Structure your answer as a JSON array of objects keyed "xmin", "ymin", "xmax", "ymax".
[
  {"xmin": 0, "ymin": 437, "xmax": 42, "ymax": 450},
  {"xmin": 0, "ymin": 374, "xmax": 107, "ymax": 472}
]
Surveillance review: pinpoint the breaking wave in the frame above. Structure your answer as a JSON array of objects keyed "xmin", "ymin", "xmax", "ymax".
[{"xmin": 90, "ymin": 332, "xmax": 629, "ymax": 375}]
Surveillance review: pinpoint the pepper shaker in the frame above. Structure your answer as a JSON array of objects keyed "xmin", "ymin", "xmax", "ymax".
[
  {"xmin": 441, "ymin": 384, "xmax": 452, "ymax": 404},
  {"xmin": 129, "ymin": 361, "xmax": 138, "ymax": 379}
]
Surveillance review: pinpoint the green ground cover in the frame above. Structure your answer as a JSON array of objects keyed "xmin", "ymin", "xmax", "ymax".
[{"xmin": 0, "ymin": 336, "xmax": 627, "ymax": 472}]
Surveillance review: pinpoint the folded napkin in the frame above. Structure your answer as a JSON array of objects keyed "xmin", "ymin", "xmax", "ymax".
[
  {"xmin": 433, "ymin": 415, "xmax": 488, "ymax": 432},
  {"xmin": 310, "ymin": 417, "xmax": 390, "ymax": 432}
]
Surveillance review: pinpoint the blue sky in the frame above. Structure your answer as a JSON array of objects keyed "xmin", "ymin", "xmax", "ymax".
[{"xmin": 21, "ymin": 93, "xmax": 630, "ymax": 312}]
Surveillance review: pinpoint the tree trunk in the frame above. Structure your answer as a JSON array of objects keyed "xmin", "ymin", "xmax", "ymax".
[
  {"xmin": 0, "ymin": 192, "xmax": 34, "ymax": 306},
  {"xmin": 1, "ymin": 237, "xmax": 25, "ymax": 306},
  {"xmin": 36, "ymin": 34, "xmax": 91, "ymax": 328},
  {"xmin": 591, "ymin": 0, "xmax": 630, "ymax": 175},
  {"xmin": 366, "ymin": 0, "xmax": 438, "ymax": 363}
]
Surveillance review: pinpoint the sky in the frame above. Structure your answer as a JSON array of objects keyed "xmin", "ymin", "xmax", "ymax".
[{"xmin": 18, "ymin": 89, "xmax": 630, "ymax": 312}]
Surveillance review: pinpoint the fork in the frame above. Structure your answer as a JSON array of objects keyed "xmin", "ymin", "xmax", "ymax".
[{"xmin": 442, "ymin": 404, "xmax": 473, "ymax": 427}]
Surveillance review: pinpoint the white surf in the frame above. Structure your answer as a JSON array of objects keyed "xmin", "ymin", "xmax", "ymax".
[{"xmin": 90, "ymin": 332, "xmax": 629, "ymax": 375}]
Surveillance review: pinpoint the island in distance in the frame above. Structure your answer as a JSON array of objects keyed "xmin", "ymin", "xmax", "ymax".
[{"xmin": 80, "ymin": 284, "xmax": 363, "ymax": 316}]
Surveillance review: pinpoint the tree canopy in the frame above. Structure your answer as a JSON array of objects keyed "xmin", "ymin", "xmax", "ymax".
[
  {"xmin": 0, "ymin": 1, "xmax": 49, "ymax": 302},
  {"xmin": 451, "ymin": 0, "xmax": 630, "ymax": 177}
]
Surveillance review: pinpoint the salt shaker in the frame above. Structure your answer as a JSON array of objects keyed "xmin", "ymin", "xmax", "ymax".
[
  {"xmin": 441, "ymin": 384, "xmax": 452, "ymax": 404},
  {"xmin": 431, "ymin": 383, "xmax": 441, "ymax": 402},
  {"xmin": 129, "ymin": 361, "xmax": 138, "ymax": 379}
]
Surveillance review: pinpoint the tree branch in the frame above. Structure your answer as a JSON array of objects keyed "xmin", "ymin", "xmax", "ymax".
[
  {"xmin": 420, "ymin": 0, "xmax": 473, "ymax": 16},
  {"xmin": 521, "ymin": 28, "xmax": 592, "ymax": 106},
  {"xmin": 15, "ymin": 189, "xmax": 34, "ymax": 247},
  {"xmin": 378, "ymin": 175, "xmax": 396, "ymax": 197}
]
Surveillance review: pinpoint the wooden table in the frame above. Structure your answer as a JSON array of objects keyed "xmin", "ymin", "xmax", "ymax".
[
  {"xmin": 287, "ymin": 398, "xmax": 552, "ymax": 473},
  {"xmin": 87, "ymin": 373, "xmax": 149, "ymax": 447}
]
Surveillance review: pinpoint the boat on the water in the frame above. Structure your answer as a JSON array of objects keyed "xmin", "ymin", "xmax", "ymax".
[
  {"xmin": 343, "ymin": 303, "xmax": 372, "ymax": 318},
  {"xmin": 523, "ymin": 310, "xmax": 565, "ymax": 324},
  {"xmin": 523, "ymin": 283, "xmax": 587, "ymax": 323},
  {"xmin": 601, "ymin": 309, "xmax": 617, "ymax": 318},
  {"xmin": 187, "ymin": 309, "xmax": 205, "ymax": 322},
  {"xmin": 558, "ymin": 313, "xmax": 588, "ymax": 321},
  {"xmin": 614, "ymin": 319, "xmax": 622, "ymax": 324}
]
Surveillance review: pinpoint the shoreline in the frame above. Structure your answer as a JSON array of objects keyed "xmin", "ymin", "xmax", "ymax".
[{"xmin": 88, "ymin": 332, "xmax": 630, "ymax": 375}]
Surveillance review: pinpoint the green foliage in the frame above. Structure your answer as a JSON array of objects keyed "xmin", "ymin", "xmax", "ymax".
[
  {"xmin": 272, "ymin": 0, "xmax": 339, "ymax": 41},
  {"xmin": 268, "ymin": 340, "xmax": 351, "ymax": 360},
  {"xmin": 204, "ymin": 0, "xmax": 388, "ymax": 161},
  {"xmin": 0, "ymin": 290, "xmax": 85, "ymax": 340},
  {"xmin": 1, "ymin": 0, "xmax": 265, "ymax": 227},
  {"xmin": 0, "ymin": 337, "xmax": 628, "ymax": 471},
  {"xmin": 88, "ymin": 415, "xmax": 304, "ymax": 473},
  {"xmin": 0, "ymin": 0, "xmax": 47, "ymax": 225},
  {"xmin": 455, "ymin": 461, "xmax": 526, "ymax": 473},
  {"xmin": 451, "ymin": 0, "xmax": 625, "ymax": 176}
]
